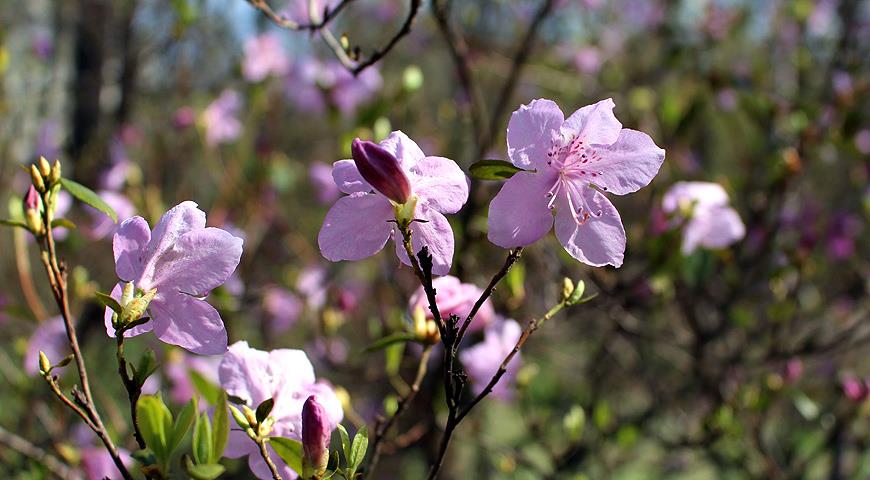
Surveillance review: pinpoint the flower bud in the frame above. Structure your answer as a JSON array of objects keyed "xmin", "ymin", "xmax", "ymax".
[
  {"xmin": 119, "ymin": 288, "xmax": 157, "ymax": 327},
  {"xmin": 49, "ymin": 159, "xmax": 62, "ymax": 184},
  {"xmin": 351, "ymin": 138, "xmax": 411, "ymax": 204},
  {"xmin": 23, "ymin": 186, "xmax": 43, "ymax": 234},
  {"xmin": 301, "ymin": 395, "xmax": 331, "ymax": 478},
  {"xmin": 30, "ymin": 164, "xmax": 46, "ymax": 192},
  {"xmin": 39, "ymin": 156, "xmax": 52, "ymax": 178},
  {"xmin": 39, "ymin": 351, "xmax": 51, "ymax": 375}
]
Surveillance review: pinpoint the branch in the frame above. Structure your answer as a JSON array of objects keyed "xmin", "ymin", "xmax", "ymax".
[{"xmin": 0, "ymin": 424, "xmax": 83, "ymax": 480}]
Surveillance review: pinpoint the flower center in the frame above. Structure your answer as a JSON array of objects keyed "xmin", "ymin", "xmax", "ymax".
[{"xmin": 544, "ymin": 135, "xmax": 605, "ymax": 226}]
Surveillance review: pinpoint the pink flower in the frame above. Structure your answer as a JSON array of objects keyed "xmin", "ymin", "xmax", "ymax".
[
  {"xmin": 459, "ymin": 319, "xmax": 522, "ymax": 401},
  {"xmin": 408, "ymin": 275, "xmax": 496, "ymax": 333},
  {"xmin": 220, "ymin": 341, "xmax": 343, "ymax": 480},
  {"xmin": 262, "ymin": 286, "xmax": 303, "ymax": 334},
  {"xmin": 164, "ymin": 349, "xmax": 221, "ymax": 405},
  {"xmin": 104, "ymin": 201, "xmax": 244, "ymax": 354},
  {"xmin": 202, "ymin": 90, "xmax": 243, "ymax": 146},
  {"xmin": 662, "ymin": 181, "xmax": 745, "ymax": 254},
  {"xmin": 318, "ymin": 131, "xmax": 469, "ymax": 275},
  {"xmin": 24, "ymin": 316, "xmax": 69, "ymax": 375},
  {"xmin": 284, "ymin": 57, "xmax": 382, "ymax": 117},
  {"xmin": 488, "ymin": 98, "xmax": 665, "ymax": 267},
  {"xmin": 842, "ymin": 376, "xmax": 865, "ymax": 402},
  {"xmin": 309, "ymin": 162, "xmax": 340, "ymax": 204},
  {"xmin": 784, "ymin": 358, "xmax": 803, "ymax": 383},
  {"xmin": 80, "ymin": 447, "xmax": 133, "ymax": 480},
  {"xmin": 242, "ymin": 33, "xmax": 291, "ymax": 82},
  {"xmin": 173, "ymin": 106, "xmax": 197, "ymax": 130}
]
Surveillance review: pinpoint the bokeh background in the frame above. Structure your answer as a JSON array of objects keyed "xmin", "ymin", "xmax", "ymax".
[{"xmin": 1, "ymin": 0, "xmax": 869, "ymax": 478}]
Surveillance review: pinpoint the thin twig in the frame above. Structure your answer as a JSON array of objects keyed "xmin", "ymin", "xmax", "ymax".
[
  {"xmin": 258, "ymin": 439, "xmax": 283, "ymax": 480},
  {"xmin": 455, "ymin": 248, "xmax": 523, "ymax": 344},
  {"xmin": 116, "ymin": 332, "xmax": 146, "ymax": 449}
]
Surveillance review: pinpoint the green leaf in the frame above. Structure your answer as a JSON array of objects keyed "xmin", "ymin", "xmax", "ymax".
[
  {"xmin": 0, "ymin": 219, "xmax": 28, "ymax": 229},
  {"xmin": 210, "ymin": 391, "xmax": 229, "ymax": 463},
  {"xmin": 184, "ymin": 456, "xmax": 225, "ymax": 480},
  {"xmin": 269, "ymin": 437, "xmax": 303, "ymax": 475},
  {"xmin": 95, "ymin": 291, "xmax": 122, "ymax": 314},
  {"xmin": 137, "ymin": 395, "xmax": 173, "ymax": 463},
  {"xmin": 169, "ymin": 397, "xmax": 197, "ymax": 454},
  {"xmin": 468, "ymin": 160, "xmax": 525, "ymax": 180},
  {"xmin": 189, "ymin": 369, "xmax": 221, "ymax": 405},
  {"xmin": 337, "ymin": 424, "xmax": 351, "ymax": 467},
  {"xmin": 60, "ymin": 178, "xmax": 117, "ymax": 222},
  {"xmin": 192, "ymin": 412, "xmax": 213, "ymax": 465},
  {"xmin": 256, "ymin": 398, "xmax": 275, "ymax": 424},
  {"xmin": 50, "ymin": 218, "xmax": 76, "ymax": 230},
  {"xmin": 350, "ymin": 425, "xmax": 369, "ymax": 472},
  {"xmin": 363, "ymin": 332, "xmax": 419, "ymax": 353},
  {"xmin": 134, "ymin": 350, "xmax": 159, "ymax": 389}
]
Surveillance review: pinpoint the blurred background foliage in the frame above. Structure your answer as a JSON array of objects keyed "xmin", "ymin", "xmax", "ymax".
[{"xmin": 0, "ymin": 0, "xmax": 868, "ymax": 478}]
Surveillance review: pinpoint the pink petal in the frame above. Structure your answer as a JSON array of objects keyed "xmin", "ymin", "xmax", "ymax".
[
  {"xmin": 151, "ymin": 293, "xmax": 228, "ymax": 354},
  {"xmin": 487, "ymin": 171, "xmax": 557, "ymax": 248},
  {"xmin": 332, "ymin": 159, "xmax": 372, "ymax": 194},
  {"xmin": 561, "ymin": 98, "xmax": 622, "ymax": 145},
  {"xmin": 140, "ymin": 201, "xmax": 206, "ymax": 287},
  {"xmin": 149, "ymin": 227, "xmax": 244, "ymax": 296},
  {"xmin": 412, "ymin": 156, "xmax": 469, "ymax": 214},
  {"xmin": 318, "ymin": 193, "xmax": 394, "ymax": 262},
  {"xmin": 114, "ymin": 216, "xmax": 151, "ymax": 281},
  {"xmin": 394, "ymin": 205, "xmax": 455, "ymax": 275},
  {"xmin": 662, "ymin": 181, "xmax": 730, "ymax": 213},
  {"xmin": 219, "ymin": 341, "xmax": 273, "ymax": 407},
  {"xmin": 554, "ymin": 186, "xmax": 626, "ymax": 267},
  {"xmin": 682, "ymin": 205, "xmax": 745, "ymax": 254},
  {"xmin": 507, "ymin": 99, "xmax": 564, "ymax": 169},
  {"xmin": 379, "ymin": 131, "xmax": 425, "ymax": 169},
  {"xmin": 592, "ymin": 129, "xmax": 665, "ymax": 195},
  {"xmin": 223, "ymin": 430, "xmax": 255, "ymax": 459}
]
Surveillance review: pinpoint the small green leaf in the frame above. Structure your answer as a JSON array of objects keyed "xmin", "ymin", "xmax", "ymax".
[
  {"xmin": 337, "ymin": 424, "xmax": 351, "ymax": 466},
  {"xmin": 192, "ymin": 412, "xmax": 213, "ymax": 465},
  {"xmin": 50, "ymin": 218, "xmax": 76, "ymax": 230},
  {"xmin": 189, "ymin": 369, "xmax": 221, "ymax": 405},
  {"xmin": 468, "ymin": 160, "xmax": 525, "ymax": 180},
  {"xmin": 269, "ymin": 437, "xmax": 303, "ymax": 475},
  {"xmin": 210, "ymin": 391, "xmax": 229, "ymax": 463},
  {"xmin": 256, "ymin": 398, "xmax": 275, "ymax": 424},
  {"xmin": 60, "ymin": 178, "xmax": 117, "ymax": 222},
  {"xmin": 134, "ymin": 350, "xmax": 159, "ymax": 389},
  {"xmin": 363, "ymin": 332, "xmax": 419, "ymax": 353},
  {"xmin": 0, "ymin": 219, "xmax": 28, "ymax": 229},
  {"xmin": 169, "ymin": 397, "xmax": 197, "ymax": 454},
  {"xmin": 95, "ymin": 291, "xmax": 122, "ymax": 314},
  {"xmin": 137, "ymin": 395, "xmax": 173, "ymax": 463},
  {"xmin": 184, "ymin": 456, "xmax": 225, "ymax": 480},
  {"xmin": 350, "ymin": 425, "xmax": 369, "ymax": 471}
]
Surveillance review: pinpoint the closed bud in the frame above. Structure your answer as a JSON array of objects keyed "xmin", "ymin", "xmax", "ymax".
[
  {"xmin": 119, "ymin": 288, "xmax": 157, "ymax": 326},
  {"xmin": 562, "ymin": 277, "xmax": 574, "ymax": 300},
  {"xmin": 39, "ymin": 156, "xmax": 52, "ymax": 178},
  {"xmin": 49, "ymin": 159, "xmax": 61, "ymax": 184},
  {"xmin": 120, "ymin": 282, "xmax": 135, "ymax": 307},
  {"xmin": 351, "ymin": 138, "xmax": 411, "ymax": 204},
  {"xmin": 39, "ymin": 351, "xmax": 51, "ymax": 375},
  {"xmin": 242, "ymin": 405, "xmax": 259, "ymax": 429},
  {"xmin": 30, "ymin": 164, "xmax": 46, "ymax": 192},
  {"xmin": 23, "ymin": 186, "xmax": 43, "ymax": 234},
  {"xmin": 301, "ymin": 396, "xmax": 331, "ymax": 478},
  {"xmin": 230, "ymin": 405, "xmax": 251, "ymax": 430}
]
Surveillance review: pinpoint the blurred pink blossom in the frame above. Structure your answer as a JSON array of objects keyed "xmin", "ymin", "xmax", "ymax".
[
  {"xmin": 408, "ymin": 275, "xmax": 496, "ymax": 333},
  {"xmin": 24, "ymin": 316, "xmax": 69, "ymax": 375},
  {"xmin": 459, "ymin": 318, "xmax": 523, "ymax": 401},
  {"xmin": 309, "ymin": 162, "xmax": 341, "ymax": 204},
  {"xmin": 242, "ymin": 33, "xmax": 291, "ymax": 82},
  {"xmin": 662, "ymin": 182, "xmax": 745, "ymax": 254},
  {"xmin": 202, "ymin": 90, "xmax": 243, "ymax": 146},
  {"xmin": 262, "ymin": 286, "xmax": 303, "ymax": 333}
]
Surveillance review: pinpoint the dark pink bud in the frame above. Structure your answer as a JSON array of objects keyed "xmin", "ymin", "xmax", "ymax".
[
  {"xmin": 24, "ymin": 185, "xmax": 39, "ymax": 211},
  {"xmin": 351, "ymin": 138, "xmax": 411, "ymax": 204},
  {"xmin": 302, "ymin": 395, "xmax": 330, "ymax": 476}
]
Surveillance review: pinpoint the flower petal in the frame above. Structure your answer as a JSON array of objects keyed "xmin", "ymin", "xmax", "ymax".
[
  {"xmin": 662, "ymin": 181, "xmax": 730, "ymax": 213},
  {"xmin": 149, "ymin": 228, "xmax": 244, "ymax": 296},
  {"xmin": 562, "ymin": 98, "xmax": 622, "ymax": 146},
  {"xmin": 487, "ymin": 171, "xmax": 557, "ymax": 248},
  {"xmin": 554, "ymin": 186, "xmax": 626, "ymax": 267},
  {"xmin": 332, "ymin": 159, "xmax": 372, "ymax": 194},
  {"xmin": 507, "ymin": 99, "xmax": 564, "ymax": 169},
  {"xmin": 114, "ymin": 216, "xmax": 151, "ymax": 282},
  {"xmin": 219, "ymin": 341, "xmax": 272, "ymax": 407},
  {"xmin": 140, "ymin": 201, "xmax": 206, "ymax": 287},
  {"xmin": 682, "ymin": 205, "xmax": 745, "ymax": 254},
  {"xmin": 592, "ymin": 129, "xmax": 665, "ymax": 195},
  {"xmin": 412, "ymin": 156, "xmax": 469, "ymax": 214},
  {"xmin": 103, "ymin": 283, "xmax": 154, "ymax": 338},
  {"xmin": 380, "ymin": 131, "xmax": 425, "ymax": 169},
  {"xmin": 395, "ymin": 205, "xmax": 455, "ymax": 275},
  {"xmin": 151, "ymin": 294, "xmax": 228, "ymax": 355},
  {"xmin": 318, "ymin": 193, "xmax": 394, "ymax": 262}
]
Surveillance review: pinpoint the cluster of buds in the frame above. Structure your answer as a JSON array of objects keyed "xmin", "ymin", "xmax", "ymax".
[
  {"xmin": 23, "ymin": 157, "xmax": 62, "ymax": 236},
  {"xmin": 412, "ymin": 304, "xmax": 440, "ymax": 344},
  {"xmin": 230, "ymin": 402, "xmax": 277, "ymax": 441},
  {"xmin": 350, "ymin": 138, "xmax": 418, "ymax": 227},
  {"xmin": 108, "ymin": 282, "xmax": 157, "ymax": 332}
]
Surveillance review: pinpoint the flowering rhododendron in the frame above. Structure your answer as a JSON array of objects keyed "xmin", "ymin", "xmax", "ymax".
[
  {"xmin": 219, "ymin": 341, "xmax": 343, "ymax": 479},
  {"xmin": 202, "ymin": 89, "xmax": 243, "ymax": 146},
  {"xmin": 408, "ymin": 275, "xmax": 496, "ymax": 333},
  {"xmin": 242, "ymin": 33, "xmax": 290, "ymax": 82},
  {"xmin": 459, "ymin": 318, "xmax": 523, "ymax": 400},
  {"xmin": 662, "ymin": 181, "xmax": 745, "ymax": 254},
  {"xmin": 104, "ymin": 201, "xmax": 243, "ymax": 354},
  {"xmin": 488, "ymin": 98, "xmax": 665, "ymax": 267},
  {"xmin": 319, "ymin": 131, "xmax": 468, "ymax": 275}
]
